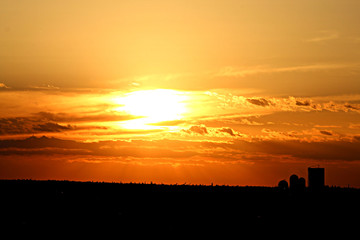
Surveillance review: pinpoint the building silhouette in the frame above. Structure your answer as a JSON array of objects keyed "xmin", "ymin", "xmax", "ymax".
[
  {"xmin": 308, "ymin": 167, "xmax": 324, "ymax": 191},
  {"xmin": 289, "ymin": 174, "xmax": 299, "ymax": 190},
  {"xmin": 288, "ymin": 174, "xmax": 306, "ymax": 193},
  {"xmin": 279, "ymin": 167, "xmax": 325, "ymax": 193},
  {"xmin": 278, "ymin": 180, "xmax": 288, "ymax": 191},
  {"xmin": 298, "ymin": 177, "xmax": 306, "ymax": 191}
]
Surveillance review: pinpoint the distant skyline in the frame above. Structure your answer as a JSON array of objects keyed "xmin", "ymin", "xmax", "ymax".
[{"xmin": 1, "ymin": 0, "xmax": 360, "ymax": 187}]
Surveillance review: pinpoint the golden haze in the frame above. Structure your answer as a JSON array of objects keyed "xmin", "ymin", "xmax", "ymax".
[{"xmin": 0, "ymin": 0, "xmax": 360, "ymax": 186}]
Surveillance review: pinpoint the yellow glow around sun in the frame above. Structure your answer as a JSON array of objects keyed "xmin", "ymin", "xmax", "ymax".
[{"xmin": 114, "ymin": 89, "xmax": 188, "ymax": 129}]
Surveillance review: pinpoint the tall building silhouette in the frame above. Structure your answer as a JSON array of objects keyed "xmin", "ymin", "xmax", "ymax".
[{"xmin": 308, "ymin": 167, "xmax": 325, "ymax": 190}]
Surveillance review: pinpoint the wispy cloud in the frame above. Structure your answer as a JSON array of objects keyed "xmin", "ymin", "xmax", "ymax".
[
  {"xmin": 0, "ymin": 111, "xmax": 140, "ymax": 137},
  {"xmin": 34, "ymin": 112, "xmax": 139, "ymax": 123},
  {"xmin": 1, "ymin": 134, "xmax": 360, "ymax": 164},
  {"xmin": 30, "ymin": 84, "xmax": 60, "ymax": 90},
  {"xmin": 205, "ymin": 91, "xmax": 360, "ymax": 115},
  {"xmin": 181, "ymin": 125, "xmax": 245, "ymax": 138},
  {"xmin": 0, "ymin": 83, "xmax": 9, "ymax": 89},
  {"xmin": 305, "ymin": 30, "xmax": 339, "ymax": 43},
  {"xmin": 215, "ymin": 62, "xmax": 357, "ymax": 78},
  {"xmin": 0, "ymin": 116, "xmax": 78, "ymax": 136}
]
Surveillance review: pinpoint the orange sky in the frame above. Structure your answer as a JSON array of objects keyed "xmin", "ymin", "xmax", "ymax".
[{"xmin": 1, "ymin": 0, "xmax": 360, "ymax": 187}]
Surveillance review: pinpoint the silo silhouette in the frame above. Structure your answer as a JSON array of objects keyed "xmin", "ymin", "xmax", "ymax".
[
  {"xmin": 289, "ymin": 174, "xmax": 299, "ymax": 191},
  {"xmin": 278, "ymin": 180, "xmax": 288, "ymax": 191},
  {"xmin": 298, "ymin": 177, "xmax": 306, "ymax": 192}
]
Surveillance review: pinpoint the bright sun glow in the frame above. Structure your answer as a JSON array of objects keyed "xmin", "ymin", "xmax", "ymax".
[{"xmin": 114, "ymin": 89, "xmax": 188, "ymax": 129}]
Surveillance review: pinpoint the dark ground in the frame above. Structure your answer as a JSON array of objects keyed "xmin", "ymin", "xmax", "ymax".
[{"xmin": 1, "ymin": 180, "xmax": 359, "ymax": 237}]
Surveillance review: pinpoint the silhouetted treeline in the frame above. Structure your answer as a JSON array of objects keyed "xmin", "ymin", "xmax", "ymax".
[{"xmin": 1, "ymin": 179, "xmax": 360, "ymax": 237}]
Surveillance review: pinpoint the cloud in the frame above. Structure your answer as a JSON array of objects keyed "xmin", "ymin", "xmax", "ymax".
[
  {"xmin": 246, "ymin": 98, "xmax": 271, "ymax": 107},
  {"xmin": 34, "ymin": 111, "xmax": 139, "ymax": 123},
  {"xmin": 0, "ymin": 84, "xmax": 111, "ymax": 94},
  {"xmin": 0, "ymin": 117, "xmax": 38, "ymax": 135},
  {"xmin": 0, "ymin": 116, "xmax": 77, "ymax": 135},
  {"xmin": 0, "ymin": 83, "xmax": 9, "ymax": 89},
  {"xmin": 295, "ymin": 100, "xmax": 311, "ymax": 106},
  {"xmin": 319, "ymin": 130, "xmax": 333, "ymax": 136},
  {"xmin": 0, "ymin": 116, "xmax": 73, "ymax": 136},
  {"xmin": 228, "ymin": 94, "xmax": 360, "ymax": 113},
  {"xmin": 230, "ymin": 118, "xmax": 267, "ymax": 126},
  {"xmin": 349, "ymin": 124, "xmax": 360, "ymax": 129},
  {"xmin": 314, "ymin": 125, "xmax": 341, "ymax": 128},
  {"xmin": 0, "ymin": 136, "xmax": 200, "ymax": 161},
  {"xmin": 198, "ymin": 138, "xmax": 360, "ymax": 162},
  {"xmin": 0, "ymin": 110, "xmax": 144, "ymax": 137},
  {"xmin": 183, "ymin": 125, "xmax": 209, "ymax": 135},
  {"xmin": 1, "ymin": 136, "xmax": 360, "ymax": 186},
  {"xmin": 32, "ymin": 122, "xmax": 74, "ymax": 132},
  {"xmin": 215, "ymin": 63, "xmax": 356, "ymax": 78},
  {"xmin": 30, "ymin": 84, "xmax": 60, "ymax": 90},
  {"xmin": 322, "ymin": 102, "xmax": 360, "ymax": 113},
  {"xmin": 260, "ymin": 128, "xmax": 298, "ymax": 140},
  {"xmin": 255, "ymin": 126, "xmax": 352, "ymax": 142},
  {"xmin": 218, "ymin": 127, "xmax": 236, "ymax": 136},
  {"xmin": 271, "ymin": 140, "xmax": 360, "ymax": 161},
  {"xmin": 344, "ymin": 104, "xmax": 360, "ymax": 111},
  {"xmin": 1, "ymin": 135, "xmax": 360, "ymax": 164},
  {"xmin": 305, "ymin": 30, "xmax": 339, "ymax": 43},
  {"xmin": 181, "ymin": 125, "xmax": 245, "ymax": 138}
]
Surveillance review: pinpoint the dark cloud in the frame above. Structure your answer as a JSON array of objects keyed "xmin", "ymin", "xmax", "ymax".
[
  {"xmin": 0, "ymin": 85, "xmax": 105, "ymax": 93},
  {"xmin": 1, "ymin": 136, "xmax": 360, "ymax": 163},
  {"xmin": 319, "ymin": 130, "xmax": 333, "ymax": 136},
  {"xmin": 0, "ymin": 116, "xmax": 76, "ymax": 135},
  {"xmin": 0, "ymin": 136, "xmax": 198, "ymax": 159},
  {"xmin": 296, "ymin": 100, "xmax": 311, "ymax": 106},
  {"xmin": 354, "ymin": 136, "xmax": 360, "ymax": 142},
  {"xmin": 34, "ymin": 112, "xmax": 70, "ymax": 122},
  {"xmin": 181, "ymin": 124, "xmax": 244, "ymax": 138},
  {"xmin": 218, "ymin": 127, "xmax": 236, "ymax": 136},
  {"xmin": 246, "ymin": 98, "xmax": 271, "ymax": 107},
  {"xmin": 33, "ymin": 122, "xmax": 74, "ymax": 132},
  {"xmin": 0, "ymin": 111, "xmax": 140, "ymax": 136},
  {"xmin": 344, "ymin": 104, "xmax": 360, "ymax": 111},
  {"xmin": 183, "ymin": 125, "xmax": 209, "ymax": 135},
  {"xmin": 2, "ymin": 135, "xmax": 82, "ymax": 147},
  {"xmin": 0, "ymin": 117, "xmax": 35, "ymax": 135},
  {"xmin": 275, "ymin": 140, "xmax": 360, "ymax": 161},
  {"xmin": 35, "ymin": 111, "xmax": 139, "ymax": 123}
]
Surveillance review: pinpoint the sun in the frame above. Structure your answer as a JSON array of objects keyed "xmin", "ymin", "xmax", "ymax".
[{"xmin": 115, "ymin": 89, "xmax": 188, "ymax": 129}]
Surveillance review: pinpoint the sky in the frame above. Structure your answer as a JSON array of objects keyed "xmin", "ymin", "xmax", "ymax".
[{"xmin": 1, "ymin": 0, "xmax": 360, "ymax": 187}]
